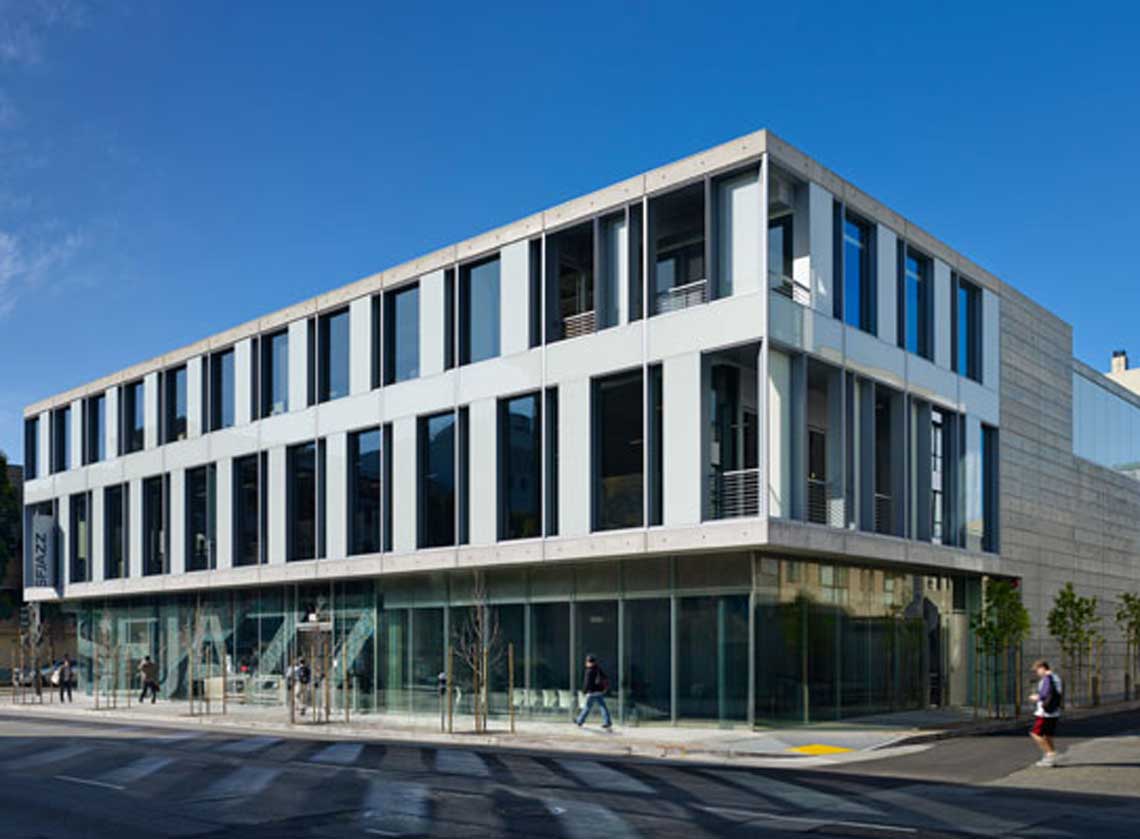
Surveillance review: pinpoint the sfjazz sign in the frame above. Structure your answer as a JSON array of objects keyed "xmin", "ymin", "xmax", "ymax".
[{"xmin": 30, "ymin": 513, "xmax": 56, "ymax": 589}]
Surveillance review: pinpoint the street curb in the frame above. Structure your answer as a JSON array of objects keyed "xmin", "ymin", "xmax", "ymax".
[{"xmin": 878, "ymin": 699, "xmax": 1140, "ymax": 749}]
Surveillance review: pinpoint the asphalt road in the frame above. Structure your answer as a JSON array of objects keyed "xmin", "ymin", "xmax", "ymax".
[{"xmin": 0, "ymin": 710, "xmax": 1136, "ymax": 838}]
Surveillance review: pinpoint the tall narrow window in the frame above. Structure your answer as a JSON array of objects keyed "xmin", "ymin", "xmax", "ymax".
[
  {"xmin": 163, "ymin": 364, "xmax": 187, "ymax": 443},
  {"xmin": 103, "ymin": 484, "xmax": 127, "ymax": 579},
  {"xmin": 955, "ymin": 277, "xmax": 982, "ymax": 382},
  {"xmin": 458, "ymin": 406, "xmax": 469, "ymax": 545},
  {"xmin": 528, "ymin": 239, "xmax": 542, "ymax": 348},
  {"xmin": 186, "ymin": 464, "xmax": 216, "ymax": 571},
  {"xmin": 498, "ymin": 392, "xmax": 541, "ymax": 540},
  {"xmin": 249, "ymin": 336, "xmax": 260, "ymax": 421},
  {"xmin": 931, "ymin": 410, "xmax": 945, "ymax": 544},
  {"xmin": 318, "ymin": 307, "xmax": 350, "ymax": 403},
  {"xmin": 418, "ymin": 410, "xmax": 456, "ymax": 548},
  {"xmin": 348, "ymin": 428, "xmax": 382, "ymax": 555},
  {"xmin": 142, "ymin": 474, "xmax": 168, "ymax": 576},
  {"xmin": 121, "ymin": 379, "xmax": 145, "ymax": 454},
  {"xmin": 648, "ymin": 364, "xmax": 664, "ymax": 526},
  {"xmin": 287, "ymin": 440, "xmax": 324, "ymax": 560},
  {"xmin": 901, "ymin": 248, "xmax": 932, "ymax": 359},
  {"xmin": 69, "ymin": 491, "xmax": 91, "ymax": 584},
  {"xmin": 592, "ymin": 369, "xmax": 644, "ymax": 531},
  {"xmin": 24, "ymin": 416, "xmax": 38, "ymax": 480},
  {"xmin": 650, "ymin": 182, "xmax": 706, "ymax": 315},
  {"xmin": 443, "ymin": 268, "xmax": 456, "ymax": 370},
  {"xmin": 83, "ymin": 394, "xmax": 105, "ymax": 465},
  {"xmin": 384, "ymin": 283, "xmax": 420, "ymax": 384},
  {"xmin": 844, "ymin": 214, "xmax": 874, "ymax": 332},
  {"xmin": 981, "ymin": 425, "xmax": 999, "ymax": 553},
  {"xmin": 545, "ymin": 387, "xmax": 559, "ymax": 536},
  {"xmin": 382, "ymin": 423, "xmax": 393, "ymax": 552},
  {"xmin": 629, "ymin": 203, "xmax": 644, "ymax": 321},
  {"xmin": 260, "ymin": 329, "xmax": 289, "ymax": 417},
  {"xmin": 233, "ymin": 453, "xmax": 262, "ymax": 567},
  {"xmin": 209, "ymin": 349, "xmax": 235, "ymax": 431},
  {"xmin": 460, "ymin": 256, "xmax": 501, "ymax": 364},
  {"xmin": 768, "ymin": 213, "xmax": 793, "ymax": 285},
  {"xmin": 306, "ymin": 318, "xmax": 316, "ymax": 406},
  {"xmin": 371, "ymin": 295, "xmax": 383, "ymax": 388},
  {"xmin": 598, "ymin": 213, "xmax": 624, "ymax": 329},
  {"xmin": 51, "ymin": 406, "xmax": 70, "ymax": 473},
  {"xmin": 546, "ymin": 222, "xmax": 594, "ymax": 342}
]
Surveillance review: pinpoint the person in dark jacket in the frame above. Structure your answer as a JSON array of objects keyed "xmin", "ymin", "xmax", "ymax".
[
  {"xmin": 58, "ymin": 655, "xmax": 73, "ymax": 703},
  {"xmin": 138, "ymin": 655, "xmax": 159, "ymax": 704},
  {"xmin": 575, "ymin": 654, "xmax": 612, "ymax": 729}
]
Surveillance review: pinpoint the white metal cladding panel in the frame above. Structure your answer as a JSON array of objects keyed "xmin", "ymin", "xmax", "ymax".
[
  {"xmin": 169, "ymin": 467, "xmax": 185, "ymax": 575},
  {"xmin": 287, "ymin": 318, "xmax": 308, "ymax": 413},
  {"xmin": 325, "ymin": 432, "xmax": 347, "ymax": 559},
  {"xmin": 144, "ymin": 371, "xmax": 159, "ymax": 450},
  {"xmin": 611, "ymin": 215, "xmax": 630, "ymax": 326},
  {"xmin": 808, "ymin": 182, "xmax": 834, "ymax": 316},
  {"xmin": 69, "ymin": 399, "xmax": 82, "ymax": 470},
  {"xmin": 717, "ymin": 168, "xmax": 761, "ymax": 297},
  {"xmin": 559, "ymin": 378, "xmax": 591, "ymax": 537},
  {"xmin": 257, "ymin": 407, "xmax": 317, "ymax": 450},
  {"xmin": 876, "ymin": 225, "xmax": 898, "ymax": 347},
  {"xmin": 545, "ymin": 323, "xmax": 641, "ymax": 384},
  {"xmin": 215, "ymin": 457, "xmax": 233, "ymax": 570},
  {"xmin": 186, "ymin": 357, "xmax": 203, "ymax": 439},
  {"xmin": 161, "ymin": 436, "xmax": 210, "ymax": 472},
  {"xmin": 934, "ymin": 258, "xmax": 952, "ymax": 369},
  {"xmin": 964, "ymin": 414, "xmax": 983, "ymax": 551},
  {"xmin": 959, "ymin": 377, "xmax": 999, "ymax": 428},
  {"xmin": 267, "ymin": 446, "xmax": 286, "ymax": 565},
  {"xmin": 392, "ymin": 415, "xmax": 417, "ymax": 553},
  {"xmin": 37, "ymin": 410, "xmax": 50, "ymax": 475},
  {"xmin": 235, "ymin": 338, "xmax": 252, "ymax": 426},
  {"xmin": 768, "ymin": 349, "xmax": 792, "ymax": 518},
  {"xmin": 647, "ymin": 293, "xmax": 763, "ymax": 362},
  {"xmin": 204, "ymin": 425, "xmax": 260, "ymax": 463},
  {"xmin": 908, "ymin": 355, "xmax": 958, "ymax": 407},
  {"xmin": 384, "ymin": 372, "xmax": 456, "ymax": 425},
  {"xmin": 420, "ymin": 269, "xmax": 445, "ymax": 378},
  {"xmin": 128, "ymin": 477, "xmax": 143, "ymax": 578},
  {"xmin": 805, "ymin": 306, "xmax": 843, "ymax": 363},
  {"xmin": 663, "ymin": 353, "xmax": 701, "ymax": 527},
  {"xmin": 316, "ymin": 391, "xmax": 381, "ymax": 438},
  {"xmin": 91, "ymin": 488, "xmax": 105, "ymax": 582},
  {"xmin": 121, "ymin": 447, "xmax": 165, "ymax": 483},
  {"xmin": 455, "ymin": 351, "xmax": 542, "ymax": 407},
  {"xmin": 845, "ymin": 326, "xmax": 906, "ymax": 390},
  {"xmin": 349, "ymin": 296, "xmax": 373, "ymax": 396},
  {"xmin": 983, "ymin": 288, "xmax": 1001, "ymax": 392},
  {"xmin": 500, "ymin": 239, "xmax": 530, "ymax": 357},
  {"xmin": 104, "ymin": 387, "xmax": 119, "ymax": 458},
  {"xmin": 468, "ymin": 397, "xmax": 497, "ymax": 546}
]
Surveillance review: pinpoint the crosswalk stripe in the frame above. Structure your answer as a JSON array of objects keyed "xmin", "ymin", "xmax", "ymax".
[
  {"xmin": 309, "ymin": 742, "xmax": 363, "ymax": 765},
  {"xmin": 555, "ymin": 759, "xmax": 653, "ymax": 795},
  {"xmin": 866, "ymin": 785, "xmax": 1027, "ymax": 835},
  {"xmin": 360, "ymin": 778, "xmax": 430, "ymax": 836},
  {"xmin": 200, "ymin": 765, "xmax": 280, "ymax": 801},
  {"xmin": 546, "ymin": 800, "xmax": 640, "ymax": 839},
  {"xmin": 147, "ymin": 730, "xmax": 202, "ymax": 744},
  {"xmin": 100, "ymin": 755, "xmax": 175, "ymax": 786},
  {"xmin": 708, "ymin": 770, "xmax": 881, "ymax": 816},
  {"xmin": 434, "ymin": 749, "xmax": 490, "ymax": 778},
  {"xmin": 217, "ymin": 736, "xmax": 281, "ymax": 755},
  {"xmin": 5, "ymin": 743, "xmax": 91, "ymax": 769}
]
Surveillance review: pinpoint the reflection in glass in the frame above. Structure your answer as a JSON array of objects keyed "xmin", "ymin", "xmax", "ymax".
[
  {"xmin": 262, "ymin": 329, "xmax": 289, "ymax": 416},
  {"xmin": 530, "ymin": 602, "xmax": 570, "ymax": 717},
  {"xmin": 186, "ymin": 464, "xmax": 216, "ymax": 571},
  {"xmin": 418, "ymin": 411, "xmax": 455, "ymax": 548},
  {"xmin": 593, "ymin": 369, "xmax": 643, "ymax": 530},
  {"xmin": 385, "ymin": 284, "xmax": 420, "ymax": 384},
  {"xmin": 349, "ymin": 428, "xmax": 382, "ymax": 555},
  {"xmin": 209, "ymin": 349, "xmax": 235, "ymax": 431},
  {"xmin": 623, "ymin": 598, "xmax": 670, "ymax": 723},
  {"xmin": 499, "ymin": 393, "xmax": 540, "ymax": 540},
  {"xmin": 319, "ymin": 308, "xmax": 350, "ymax": 402},
  {"xmin": 104, "ymin": 484, "xmax": 127, "ymax": 579},
  {"xmin": 460, "ymin": 257, "xmax": 500, "ymax": 364}
]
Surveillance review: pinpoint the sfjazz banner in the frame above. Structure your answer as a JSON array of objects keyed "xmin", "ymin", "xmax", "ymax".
[{"xmin": 29, "ymin": 513, "xmax": 56, "ymax": 589}]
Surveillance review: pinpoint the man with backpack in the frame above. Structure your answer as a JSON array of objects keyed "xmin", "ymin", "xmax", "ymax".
[
  {"xmin": 1028, "ymin": 659, "xmax": 1063, "ymax": 767},
  {"xmin": 138, "ymin": 655, "xmax": 159, "ymax": 704},
  {"xmin": 575, "ymin": 654, "xmax": 612, "ymax": 730}
]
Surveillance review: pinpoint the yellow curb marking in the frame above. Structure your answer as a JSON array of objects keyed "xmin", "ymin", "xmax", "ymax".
[{"xmin": 787, "ymin": 743, "xmax": 853, "ymax": 755}]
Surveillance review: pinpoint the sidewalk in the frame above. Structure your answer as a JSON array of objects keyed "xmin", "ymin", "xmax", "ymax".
[{"xmin": 3, "ymin": 692, "xmax": 934, "ymax": 766}]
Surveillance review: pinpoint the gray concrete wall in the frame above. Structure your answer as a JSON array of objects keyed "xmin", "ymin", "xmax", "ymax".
[{"xmin": 1000, "ymin": 289, "xmax": 1140, "ymax": 700}]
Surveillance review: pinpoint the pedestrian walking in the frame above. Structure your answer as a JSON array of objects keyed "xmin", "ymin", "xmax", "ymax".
[
  {"xmin": 58, "ymin": 654, "xmax": 74, "ymax": 703},
  {"xmin": 288, "ymin": 657, "xmax": 311, "ymax": 716},
  {"xmin": 1028, "ymin": 659, "xmax": 1063, "ymax": 767},
  {"xmin": 138, "ymin": 655, "xmax": 159, "ymax": 704},
  {"xmin": 575, "ymin": 654, "xmax": 613, "ymax": 730}
]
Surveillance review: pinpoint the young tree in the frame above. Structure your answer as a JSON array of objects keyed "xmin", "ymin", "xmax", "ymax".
[
  {"xmin": 971, "ymin": 579, "xmax": 1031, "ymax": 717},
  {"xmin": 1115, "ymin": 593, "xmax": 1140, "ymax": 701},
  {"xmin": 452, "ymin": 571, "xmax": 501, "ymax": 733},
  {"xmin": 1047, "ymin": 582, "xmax": 1099, "ymax": 706}
]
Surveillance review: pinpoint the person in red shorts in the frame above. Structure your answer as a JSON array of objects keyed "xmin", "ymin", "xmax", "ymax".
[{"xmin": 1028, "ymin": 659, "xmax": 1063, "ymax": 767}]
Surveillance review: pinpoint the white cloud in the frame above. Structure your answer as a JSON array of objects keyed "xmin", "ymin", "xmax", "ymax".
[
  {"xmin": 0, "ymin": 227, "xmax": 89, "ymax": 317},
  {"xmin": 0, "ymin": 0, "xmax": 87, "ymax": 65}
]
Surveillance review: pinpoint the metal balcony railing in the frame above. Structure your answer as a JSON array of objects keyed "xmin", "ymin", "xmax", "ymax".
[
  {"xmin": 713, "ymin": 468, "xmax": 760, "ymax": 519},
  {"xmin": 807, "ymin": 478, "xmax": 828, "ymax": 525},
  {"xmin": 874, "ymin": 492, "xmax": 893, "ymax": 535},
  {"xmin": 562, "ymin": 309, "xmax": 596, "ymax": 339},
  {"xmin": 656, "ymin": 278, "xmax": 708, "ymax": 314},
  {"xmin": 770, "ymin": 272, "xmax": 811, "ymax": 306}
]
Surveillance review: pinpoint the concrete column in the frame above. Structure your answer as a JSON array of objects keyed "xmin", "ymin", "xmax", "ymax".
[
  {"xmin": 349, "ymin": 296, "xmax": 372, "ymax": 395},
  {"xmin": 143, "ymin": 372, "xmax": 159, "ymax": 450},
  {"xmin": 187, "ymin": 357, "xmax": 203, "ymax": 438},
  {"xmin": 558, "ymin": 378, "xmax": 591, "ymax": 536},
  {"xmin": 767, "ymin": 350, "xmax": 792, "ymax": 518},
  {"xmin": 392, "ymin": 416, "xmax": 417, "ymax": 552},
  {"xmin": 807, "ymin": 183, "xmax": 834, "ymax": 316},
  {"xmin": 420, "ymin": 270, "xmax": 445, "ymax": 377},
  {"xmin": 215, "ymin": 458, "xmax": 233, "ymax": 570},
  {"xmin": 468, "ymin": 398, "xmax": 497, "ymax": 545},
  {"xmin": 663, "ymin": 353, "xmax": 701, "ymax": 526},
  {"xmin": 933, "ymin": 259, "xmax": 952, "ymax": 368},
  {"xmin": 501, "ymin": 241, "xmax": 530, "ymax": 356},
  {"xmin": 288, "ymin": 319, "xmax": 308, "ymax": 412},
  {"xmin": 325, "ymin": 432, "xmax": 347, "ymax": 559},
  {"xmin": 716, "ymin": 169, "xmax": 761, "ymax": 298},
  {"xmin": 876, "ymin": 226, "xmax": 898, "ymax": 346},
  {"xmin": 235, "ymin": 339, "xmax": 252, "ymax": 426},
  {"xmin": 169, "ymin": 468, "xmax": 185, "ymax": 575}
]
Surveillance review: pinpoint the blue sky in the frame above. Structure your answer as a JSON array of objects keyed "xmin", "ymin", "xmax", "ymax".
[{"xmin": 1, "ymin": 1, "xmax": 1138, "ymax": 462}]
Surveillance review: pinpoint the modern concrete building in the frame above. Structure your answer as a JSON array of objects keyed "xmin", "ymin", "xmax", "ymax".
[{"xmin": 20, "ymin": 129, "xmax": 1140, "ymax": 725}]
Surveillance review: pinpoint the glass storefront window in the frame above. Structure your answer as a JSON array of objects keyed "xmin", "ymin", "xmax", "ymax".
[
  {"xmin": 530, "ymin": 602, "xmax": 570, "ymax": 717},
  {"xmin": 623, "ymin": 598, "xmax": 671, "ymax": 724},
  {"xmin": 678, "ymin": 595, "xmax": 749, "ymax": 723}
]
